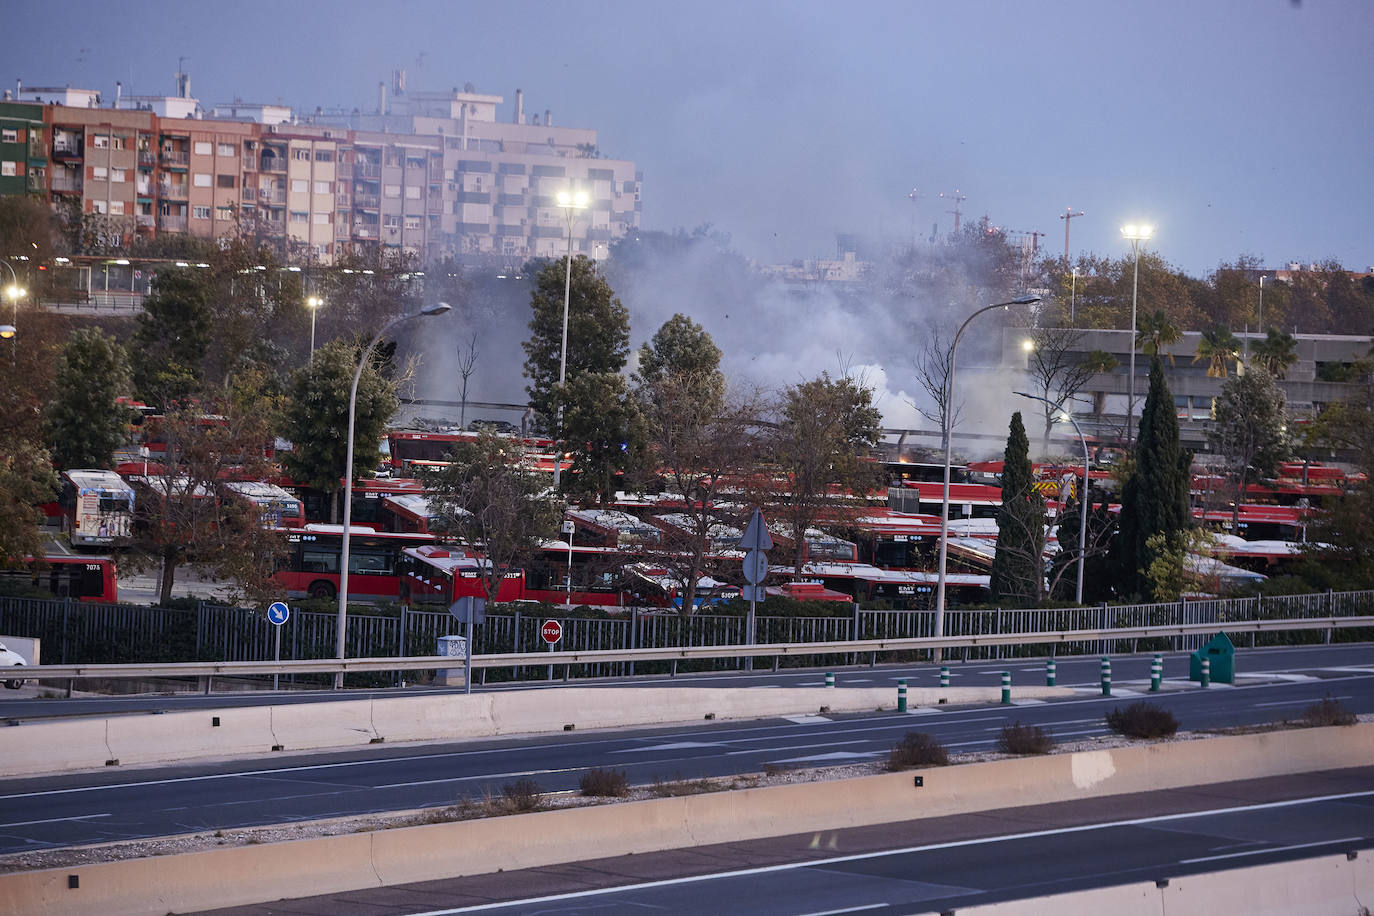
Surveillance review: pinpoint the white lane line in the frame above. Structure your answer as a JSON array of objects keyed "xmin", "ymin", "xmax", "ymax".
[
  {"xmin": 1254, "ymin": 695, "xmax": 1352, "ymax": 709},
  {"xmin": 1180, "ymin": 836, "xmax": 1365, "ymax": 865},
  {"xmin": 796, "ymin": 905, "xmax": 887, "ymax": 916},
  {"xmin": 0, "ymin": 813, "xmax": 111, "ymax": 829},
  {"xmin": 726, "ymin": 740, "xmax": 873, "ymax": 757},
  {"xmin": 783, "ymin": 716, "xmax": 834, "ymax": 725},
  {"xmin": 376, "ymin": 765, "xmax": 587, "ymax": 790},
  {"xmin": 406, "ymin": 790, "xmax": 1374, "ymax": 915},
  {"xmin": 613, "ymin": 741, "xmax": 723, "ymax": 753}
]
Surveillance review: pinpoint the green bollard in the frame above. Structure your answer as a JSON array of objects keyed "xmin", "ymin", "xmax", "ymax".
[
  {"xmin": 1101, "ymin": 657, "xmax": 1112, "ymax": 697},
  {"xmin": 825, "ymin": 671, "xmax": 835, "ymax": 688},
  {"xmin": 897, "ymin": 678, "xmax": 908, "ymax": 713},
  {"xmin": 1001, "ymin": 671, "xmax": 1012, "ymax": 705},
  {"xmin": 1046, "ymin": 658, "xmax": 1057, "ymax": 687},
  {"xmin": 1150, "ymin": 654, "xmax": 1163, "ymax": 692},
  {"xmin": 1200, "ymin": 657, "xmax": 1211, "ymax": 688},
  {"xmin": 940, "ymin": 666, "xmax": 950, "ymax": 688}
]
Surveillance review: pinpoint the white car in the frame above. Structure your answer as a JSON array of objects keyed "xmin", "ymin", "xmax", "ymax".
[{"xmin": 0, "ymin": 642, "xmax": 26, "ymax": 689}]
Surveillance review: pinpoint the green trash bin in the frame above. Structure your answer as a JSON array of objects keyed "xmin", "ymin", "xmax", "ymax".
[{"xmin": 1190, "ymin": 632, "xmax": 1236, "ymax": 684}]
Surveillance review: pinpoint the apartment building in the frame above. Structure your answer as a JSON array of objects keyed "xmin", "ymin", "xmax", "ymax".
[
  {"xmin": 0, "ymin": 102, "xmax": 47, "ymax": 198},
  {"xmin": 3, "ymin": 80, "xmax": 639, "ymax": 267}
]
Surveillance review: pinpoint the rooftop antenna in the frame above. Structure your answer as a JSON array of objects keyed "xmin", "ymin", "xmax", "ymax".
[
  {"xmin": 940, "ymin": 189, "xmax": 967, "ymax": 234},
  {"xmin": 1059, "ymin": 207, "xmax": 1085, "ymax": 262}
]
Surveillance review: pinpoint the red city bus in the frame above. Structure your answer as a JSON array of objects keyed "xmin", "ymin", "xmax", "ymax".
[
  {"xmin": 270, "ymin": 524, "xmax": 437, "ymax": 600},
  {"xmin": 0, "ymin": 555, "xmax": 118, "ymax": 602}
]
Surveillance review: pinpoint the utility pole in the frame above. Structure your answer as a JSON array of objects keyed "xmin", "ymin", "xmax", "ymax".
[
  {"xmin": 907, "ymin": 187, "xmax": 920, "ymax": 248},
  {"xmin": 1059, "ymin": 207, "xmax": 1085, "ymax": 262},
  {"xmin": 940, "ymin": 190, "xmax": 967, "ymax": 235}
]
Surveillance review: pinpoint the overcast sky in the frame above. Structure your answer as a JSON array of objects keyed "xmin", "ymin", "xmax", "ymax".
[{"xmin": 10, "ymin": 0, "xmax": 1372, "ymax": 276}]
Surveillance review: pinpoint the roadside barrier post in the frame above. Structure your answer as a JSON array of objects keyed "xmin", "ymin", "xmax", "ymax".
[
  {"xmin": 825, "ymin": 671, "xmax": 835, "ymax": 689},
  {"xmin": 940, "ymin": 666, "xmax": 950, "ymax": 688},
  {"xmin": 1200, "ymin": 656, "xmax": 1211, "ymax": 688},
  {"xmin": 1150, "ymin": 654, "xmax": 1163, "ymax": 692},
  {"xmin": 897, "ymin": 678, "xmax": 908, "ymax": 712},
  {"xmin": 1101, "ymin": 657, "xmax": 1112, "ymax": 697},
  {"xmin": 1046, "ymin": 658, "xmax": 1057, "ymax": 686},
  {"xmin": 1001, "ymin": 671, "xmax": 1012, "ymax": 705}
]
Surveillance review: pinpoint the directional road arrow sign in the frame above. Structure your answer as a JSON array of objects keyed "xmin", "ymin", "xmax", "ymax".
[{"xmin": 267, "ymin": 602, "xmax": 290, "ymax": 626}]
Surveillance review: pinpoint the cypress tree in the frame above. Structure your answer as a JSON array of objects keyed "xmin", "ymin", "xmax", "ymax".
[
  {"xmin": 990, "ymin": 411, "xmax": 1045, "ymax": 604},
  {"xmin": 1112, "ymin": 356, "xmax": 1192, "ymax": 599}
]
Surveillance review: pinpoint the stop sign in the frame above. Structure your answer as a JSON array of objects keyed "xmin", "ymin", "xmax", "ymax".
[{"xmin": 541, "ymin": 619, "xmax": 563, "ymax": 645}]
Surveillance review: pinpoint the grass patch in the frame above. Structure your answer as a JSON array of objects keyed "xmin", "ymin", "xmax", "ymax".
[
  {"xmin": 501, "ymin": 778, "xmax": 545, "ymax": 813},
  {"xmin": 649, "ymin": 775, "xmax": 720, "ymax": 797},
  {"xmin": 887, "ymin": 731, "xmax": 950, "ymax": 770},
  {"xmin": 579, "ymin": 767, "xmax": 630, "ymax": 798},
  {"xmin": 1105, "ymin": 701, "xmax": 1179, "ymax": 739},
  {"xmin": 1298, "ymin": 696, "xmax": 1357, "ymax": 728},
  {"xmin": 997, "ymin": 721, "xmax": 1054, "ymax": 755}
]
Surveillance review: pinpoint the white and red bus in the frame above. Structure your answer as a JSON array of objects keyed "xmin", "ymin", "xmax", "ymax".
[
  {"xmin": 58, "ymin": 469, "xmax": 136, "ymax": 548},
  {"xmin": 270, "ymin": 524, "xmax": 437, "ymax": 600},
  {"xmin": 221, "ymin": 481, "xmax": 305, "ymax": 528},
  {"xmin": 0, "ymin": 554, "xmax": 119, "ymax": 602}
]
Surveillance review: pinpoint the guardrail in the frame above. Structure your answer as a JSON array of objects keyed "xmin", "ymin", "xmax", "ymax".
[{"xmin": 18, "ymin": 615, "xmax": 1373, "ymax": 684}]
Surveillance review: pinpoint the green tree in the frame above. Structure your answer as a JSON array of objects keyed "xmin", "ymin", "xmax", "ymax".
[
  {"xmin": 1193, "ymin": 325, "xmax": 1242, "ymax": 379},
  {"xmin": 990, "ymin": 412, "xmax": 1046, "ymax": 604},
  {"xmin": 1209, "ymin": 368, "xmax": 1288, "ymax": 528},
  {"xmin": 560, "ymin": 371, "xmax": 646, "ymax": 506},
  {"xmin": 280, "ymin": 340, "xmax": 399, "ymax": 522},
  {"xmin": 1135, "ymin": 309, "xmax": 1183, "ymax": 364},
  {"xmin": 0, "ymin": 296, "xmax": 63, "ymax": 563},
  {"xmin": 46, "ymin": 328, "xmax": 131, "ymax": 470},
  {"xmin": 130, "ymin": 267, "xmax": 212, "ymax": 407},
  {"xmin": 762, "ymin": 373, "xmax": 883, "ymax": 576},
  {"xmin": 1252, "ymin": 327, "xmax": 1298, "ymax": 378},
  {"xmin": 522, "ymin": 255, "xmax": 630, "ymax": 438},
  {"xmin": 1112, "ymin": 357, "xmax": 1192, "ymax": 599},
  {"xmin": 420, "ymin": 432, "xmax": 562, "ymax": 605},
  {"xmin": 1049, "ymin": 484, "xmax": 1117, "ymax": 604}
]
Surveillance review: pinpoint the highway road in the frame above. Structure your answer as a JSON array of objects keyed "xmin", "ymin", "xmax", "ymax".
[
  {"xmin": 191, "ymin": 768, "xmax": 1374, "ymax": 916},
  {"xmin": 0, "ymin": 645, "xmax": 1370, "ymax": 854}
]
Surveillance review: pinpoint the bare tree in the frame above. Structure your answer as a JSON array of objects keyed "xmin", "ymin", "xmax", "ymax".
[
  {"xmin": 1026, "ymin": 327, "xmax": 1115, "ymax": 454},
  {"xmin": 455, "ymin": 331, "xmax": 479, "ymax": 428},
  {"xmin": 913, "ymin": 323, "xmax": 960, "ymax": 453}
]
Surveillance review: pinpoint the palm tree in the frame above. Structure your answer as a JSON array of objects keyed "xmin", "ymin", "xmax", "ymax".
[
  {"xmin": 1135, "ymin": 310, "xmax": 1183, "ymax": 365},
  {"xmin": 1252, "ymin": 327, "xmax": 1298, "ymax": 378},
  {"xmin": 1194, "ymin": 326, "xmax": 1242, "ymax": 379}
]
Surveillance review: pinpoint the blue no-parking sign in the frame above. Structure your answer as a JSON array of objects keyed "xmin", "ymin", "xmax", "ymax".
[{"xmin": 267, "ymin": 602, "xmax": 290, "ymax": 626}]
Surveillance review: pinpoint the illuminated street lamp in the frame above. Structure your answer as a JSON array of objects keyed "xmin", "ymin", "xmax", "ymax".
[
  {"xmin": 1121, "ymin": 224, "xmax": 1153, "ymax": 443},
  {"xmin": 552, "ymin": 188, "xmax": 589, "ymax": 489},
  {"xmin": 1016, "ymin": 391, "xmax": 1089, "ymax": 605},
  {"xmin": 2, "ymin": 260, "xmax": 26, "ymax": 366},
  {"xmin": 336, "ymin": 302, "xmax": 452, "ymax": 687},
  {"xmin": 934, "ymin": 294, "xmax": 1042, "ymax": 659},
  {"xmin": 306, "ymin": 295, "xmax": 324, "ymax": 356}
]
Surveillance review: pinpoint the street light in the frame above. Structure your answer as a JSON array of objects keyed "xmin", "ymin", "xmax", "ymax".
[
  {"xmin": 2, "ymin": 260, "xmax": 26, "ymax": 366},
  {"xmin": 1070, "ymin": 267, "xmax": 1078, "ymax": 327},
  {"xmin": 1121, "ymin": 224, "xmax": 1153, "ymax": 444},
  {"xmin": 1015, "ymin": 391, "xmax": 1089, "ymax": 605},
  {"xmin": 306, "ymin": 295, "xmax": 324, "ymax": 357},
  {"xmin": 336, "ymin": 301, "xmax": 452, "ymax": 687},
  {"xmin": 552, "ymin": 188, "xmax": 589, "ymax": 490},
  {"xmin": 934, "ymin": 294, "xmax": 1042, "ymax": 659}
]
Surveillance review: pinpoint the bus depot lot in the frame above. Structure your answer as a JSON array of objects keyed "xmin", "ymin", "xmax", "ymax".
[{"xmin": 1, "ymin": 724, "xmax": 1370, "ymax": 916}]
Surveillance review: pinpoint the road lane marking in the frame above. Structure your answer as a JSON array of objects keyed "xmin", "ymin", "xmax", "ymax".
[
  {"xmin": 1180, "ymin": 836, "xmax": 1365, "ymax": 864},
  {"xmin": 783, "ymin": 715, "xmax": 834, "ymax": 725},
  {"xmin": 1254, "ymin": 696, "xmax": 1352, "ymax": 709},
  {"xmin": 796, "ymin": 905, "xmax": 887, "ymax": 916},
  {"xmin": 0, "ymin": 814, "xmax": 111, "ymax": 828},
  {"xmin": 407, "ymin": 790, "xmax": 1374, "ymax": 915}
]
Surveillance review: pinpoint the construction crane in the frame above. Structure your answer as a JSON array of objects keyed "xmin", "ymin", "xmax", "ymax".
[
  {"xmin": 1059, "ymin": 207, "xmax": 1085, "ymax": 262},
  {"xmin": 940, "ymin": 190, "xmax": 967, "ymax": 234}
]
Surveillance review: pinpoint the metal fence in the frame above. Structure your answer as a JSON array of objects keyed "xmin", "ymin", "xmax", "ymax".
[{"xmin": 3, "ymin": 590, "xmax": 1371, "ymax": 686}]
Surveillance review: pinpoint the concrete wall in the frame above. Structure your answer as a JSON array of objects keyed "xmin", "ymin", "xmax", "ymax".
[{"xmin": 2, "ymin": 723, "xmax": 1369, "ymax": 916}]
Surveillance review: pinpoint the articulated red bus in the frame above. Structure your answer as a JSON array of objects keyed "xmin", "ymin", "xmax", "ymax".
[{"xmin": 270, "ymin": 525, "xmax": 437, "ymax": 600}]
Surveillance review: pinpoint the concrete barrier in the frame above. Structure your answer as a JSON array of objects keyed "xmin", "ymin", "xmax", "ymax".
[
  {"xmin": 2, "ymin": 723, "xmax": 1369, "ymax": 916},
  {"xmin": 0, "ymin": 684, "xmax": 1072, "ymax": 776}
]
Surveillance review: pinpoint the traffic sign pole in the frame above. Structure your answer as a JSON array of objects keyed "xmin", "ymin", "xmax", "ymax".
[
  {"xmin": 267, "ymin": 602, "xmax": 290, "ymax": 691},
  {"xmin": 738, "ymin": 508, "xmax": 772, "ymax": 674},
  {"xmin": 541, "ymin": 619, "xmax": 562, "ymax": 681}
]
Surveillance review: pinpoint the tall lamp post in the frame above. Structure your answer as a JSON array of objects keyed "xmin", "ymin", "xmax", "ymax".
[
  {"xmin": 336, "ymin": 302, "xmax": 451, "ymax": 688},
  {"xmin": 552, "ymin": 188, "xmax": 588, "ymax": 490},
  {"xmin": 306, "ymin": 295, "xmax": 324, "ymax": 357},
  {"xmin": 2, "ymin": 260, "xmax": 27, "ymax": 366},
  {"xmin": 1015, "ymin": 391, "xmax": 1089, "ymax": 605},
  {"xmin": 1069, "ymin": 267, "xmax": 1078, "ymax": 327},
  {"xmin": 934, "ymin": 294, "xmax": 1041, "ymax": 659},
  {"xmin": 1121, "ymin": 224, "xmax": 1153, "ymax": 444}
]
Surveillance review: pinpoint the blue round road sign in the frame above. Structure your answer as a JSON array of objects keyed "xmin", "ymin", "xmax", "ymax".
[{"xmin": 267, "ymin": 602, "xmax": 290, "ymax": 626}]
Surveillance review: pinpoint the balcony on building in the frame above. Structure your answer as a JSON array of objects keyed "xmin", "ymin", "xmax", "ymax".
[
  {"xmin": 259, "ymin": 153, "xmax": 287, "ymax": 173},
  {"xmin": 353, "ymin": 191, "xmax": 380, "ymax": 210},
  {"xmin": 137, "ymin": 149, "xmax": 157, "ymax": 168},
  {"xmin": 257, "ymin": 187, "xmax": 286, "ymax": 205},
  {"xmin": 136, "ymin": 214, "xmax": 155, "ymax": 230},
  {"xmin": 49, "ymin": 171, "xmax": 83, "ymax": 194},
  {"xmin": 354, "ymin": 162, "xmax": 381, "ymax": 181},
  {"xmin": 160, "ymin": 149, "xmax": 190, "ymax": 168},
  {"xmin": 159, "ymin": 214, "xmax": 188, "ymax": 232},
  {"xmin": 26, "ymin": 172, "xmax": 46, "ymax": 193},
  {"xmin": 159, "ymin": 181, "xmax": 188, "ymax": 200}
]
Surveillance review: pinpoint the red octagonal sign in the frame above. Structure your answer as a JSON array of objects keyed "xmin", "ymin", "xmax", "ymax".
[{"xmin": 541, "ymin": 619, "xmax": 563, "ymax": 645}]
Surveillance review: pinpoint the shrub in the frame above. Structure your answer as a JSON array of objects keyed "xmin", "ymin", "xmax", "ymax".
[
  {"xmin": 579, "ymin": 767, "xmax": 630, "ymax": 797},
  {"xmin": 1105, "ymin": 701, "xmax": 1179, "ymax": 739},
  {"xmin": 1300, "ymin": 696, "xmax": 1357, "ymax": 728},
  {"xmin": 649, "ymin": 776, "xmax": 718, "ymax": 797},
  {"xmin": 887, "ymin": 731, "xmax": 950, "ymax": 770},
  {"xmin": 998, "ymin": 721, "xmax": 1054, "ymax": 755},
  {"xmin": 500, "ymin": 778, "xmax": 544, "ymax": 813}
]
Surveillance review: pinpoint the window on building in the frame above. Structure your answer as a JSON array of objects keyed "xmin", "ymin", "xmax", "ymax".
[
  {"xmin": 109, "ymin": 200, "xmax": 125, "ymax": 215},
  {"xmin": 294, "ymin": 149, "xmax": 310, "ymax": 160},
  {"xmin": 405, "ymin": 186, "xmax": 420, "ymax": 199},
  {"xmin": 193, "ymin": 141, "xmax": 212, "ymax": 156},
  {"xmin": 0, "ymin": 161, "xmax": 16, "ymax": 177},
  {"xmin": 404, "ymin": 215, "xmax": 421, "ymax": 230},
  {"xmin": 91, "ymin": 166, "xmax": 108, "ymax": 180},
  {"xmin": 384, "ymin": 215, "xmax": 400, "ymax": 228},
  {"xmin": 92, "ymin": 134, "xmax": 109, "ymax": 149},
  {"xmin": 314, "ymin": 150, "xmax": 333, "ymax": 162},
  {"xmin": 193, "ymin": 173, "xmax": 212, "ymax": 188},
  {"xmin": 312, "ymin": 212, "xmax": 329, "ymax": 224},
  {"xmin": 314, "ymin": 181, "xmax": 331, "ymax": 194},
  {"xmin": 217, "ymin": 207, "xmax": 235, "ymax": 221},
  {"xmin": 289, "ymin": 179, "xmax": 306, "ymax": 193},
  {"xmin": 290, "ymin": 210, "xmax": 308, "ymax": 223},
  {"xmin": 217, "ymin": 143, "xmax": 236, "ymax": 157},
  {"xmin": 110, "ymin": 168, "xmax": 126, "ymax": 183},
  {"xmin": 1, "ymin": 129, "xmax": 18, "ymax": 143},
  {"xmin": 193, "ymin": 206, "xmax": 211, "ymax": 220},
  {"xmin": 91, "ymin": 200, "xmax": 107, "ymax": 214},
  {"xmin": 217, "ymin": 174, "xmax": 236, "ymax": 189},
  {"xmin": 384, "ymin": 184, "xmax": 401, "ymax": 199}
]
